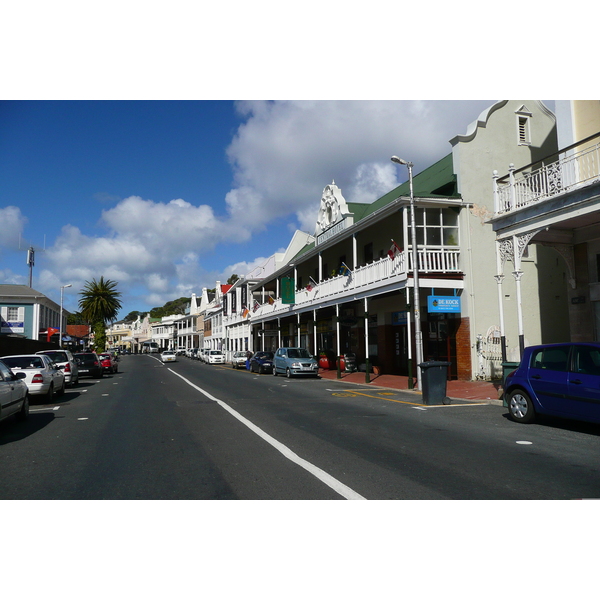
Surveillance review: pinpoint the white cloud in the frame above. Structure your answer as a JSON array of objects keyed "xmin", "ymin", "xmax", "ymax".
[
  {"xmin": 25, "ymin": 100, "xmax": 498, "ymax": 317},
  {"xmin": 0, "ymin": 206, "xmax": 28, "ymax": 251}
]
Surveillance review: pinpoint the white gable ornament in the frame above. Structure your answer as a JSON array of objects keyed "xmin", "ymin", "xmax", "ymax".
[{"xmin": 315, "ymin": 181, "xmax": 354, "ymax": 245}]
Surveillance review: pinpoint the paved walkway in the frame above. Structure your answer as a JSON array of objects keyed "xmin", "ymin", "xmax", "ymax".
[{"xmin": 317, "ymin": 368, "xmax": 504, "ymax": 405}]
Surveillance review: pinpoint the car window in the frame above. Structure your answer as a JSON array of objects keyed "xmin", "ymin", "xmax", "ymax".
[
  {"xmin": 531, "ymin": 347, "xmax": 570, "ymax": 371},
  {"xmin": 572, "ymin": 346, "xmax": 600, "ymax": 376},
  {"xmin": 0, "ymin": 361, "xmax": 12, "ymax": 381}
]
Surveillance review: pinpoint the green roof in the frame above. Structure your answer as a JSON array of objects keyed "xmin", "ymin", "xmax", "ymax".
[{"xmin": 290, "ymin": 153, "xmax": 458, "ymax": 262}]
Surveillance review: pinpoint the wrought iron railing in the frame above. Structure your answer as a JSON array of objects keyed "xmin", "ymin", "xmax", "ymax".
[{"xmin": 494, "ymin": 132, "xmax": 600, "ymax": 215}]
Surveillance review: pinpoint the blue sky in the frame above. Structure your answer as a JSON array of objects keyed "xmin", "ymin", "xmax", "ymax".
[
  {"xmin": 1, "ymin": 4, "xmax": 572, "ymax": 322},
  {"xmin": 3, "ymin": 98, "xmax": 549, "ymax": 319}
]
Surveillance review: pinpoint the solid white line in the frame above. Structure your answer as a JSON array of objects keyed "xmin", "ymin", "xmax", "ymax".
[{"xmin": 168, "ymin": 369, "xmax": 366, "ymax": 500}]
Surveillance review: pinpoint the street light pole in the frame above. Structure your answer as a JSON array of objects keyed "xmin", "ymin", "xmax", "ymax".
[
  {"xmin": 391, "ymin": 156, "xmax": 423, "ymax": 391},
  {"xmin": 59, "ymin": 284, "xmax": 72, "ymax": 348}
]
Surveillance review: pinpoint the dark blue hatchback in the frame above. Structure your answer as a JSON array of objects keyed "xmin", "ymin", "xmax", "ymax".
[{"xmin": 505, "ymin": 342, "xmax": 600, "ymax": 425}]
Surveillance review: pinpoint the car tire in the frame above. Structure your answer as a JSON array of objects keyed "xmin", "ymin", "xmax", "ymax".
[
  {"xmin": 273, "ymin": 366, "xmax": 277, "ymax": 376},
  {"xmin": 46, "ymin": 384, "xmax": 54, "ymax": 402},
  {"xmin": 57, "ymin": 379, "xmax": 66, "ymax": 396},
  {"xmin": 286, "ymin": 368, "xmax": 292, "ymax": 379},
  {"xmin": 17, "ymin": 394, "xmax": 29, "ymax": 421},
  {"xmin": 507, "ymin": 389, "xmax": 536, "ymax": 424}
]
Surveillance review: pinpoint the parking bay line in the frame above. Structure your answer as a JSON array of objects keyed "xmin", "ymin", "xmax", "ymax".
[
  {"xmin": 168, "ymin": 368, "xmax": 366, "ymax": 501},
  {"xmin": 329, "ymin": 388, "xmax": 489, "ymax": 408}
]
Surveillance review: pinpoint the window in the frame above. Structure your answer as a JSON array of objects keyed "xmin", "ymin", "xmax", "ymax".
[
  {"xmin": 531, "ymin": 347, "xmax": 569, "ymax": 371},
  {"xmin": 414, "ymin": 208, "xmax": 459, "ymax": 247},
  {"xmin": 572, "ymin": 346, "xmax": 600, "ymax": 376},
  {"xmin": 364, "ymin": 243, "xmax": 373, "ymax": 264},
  {"xmin": 7, "ymin": 307, "xmax": 19, "ymax": 321}
]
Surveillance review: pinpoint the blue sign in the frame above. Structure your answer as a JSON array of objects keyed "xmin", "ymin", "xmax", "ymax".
[{"xmin": 427, "ymin": 296, "xmax": 461, "ymax": 313}]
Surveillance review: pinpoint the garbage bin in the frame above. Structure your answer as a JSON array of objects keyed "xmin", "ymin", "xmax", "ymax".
[
  {"xmin": 501, "ymin": 361, "xmax": 519, "ymax": 407},
  {"xmin": 418, "ymin": 361, "xmax": 452, "ymax": 405}
]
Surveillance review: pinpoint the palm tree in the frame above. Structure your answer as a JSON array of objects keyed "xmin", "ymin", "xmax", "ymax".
[{"xmin": 78, "ymin": 277, "xmax": 123, "ymax": 352}]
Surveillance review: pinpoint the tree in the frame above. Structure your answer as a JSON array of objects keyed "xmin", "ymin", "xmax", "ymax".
[
  {"xmin": 78, "ymin": 277, "xmax": 123, "ymax": 352},
  {"xmin": 227, "ymin": 274, "xmax": 239, "ymax": 285}
]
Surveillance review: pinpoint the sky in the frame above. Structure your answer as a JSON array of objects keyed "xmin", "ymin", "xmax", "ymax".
[{"xmin": 1, "ymin": 99, "xmax": 507, "ymax": 319}]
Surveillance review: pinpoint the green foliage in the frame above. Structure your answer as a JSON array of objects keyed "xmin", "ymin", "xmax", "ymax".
[
  {"xmin": 227, "ymin": 274, "xmax": 239, "ymax": 285},
  {"xmin": 78, "ymin": 277, "xmax": 123, "ymax": 326},
  {"xmin": 149, "ymin": 297, "xmax": 190, "ymax": 319}
]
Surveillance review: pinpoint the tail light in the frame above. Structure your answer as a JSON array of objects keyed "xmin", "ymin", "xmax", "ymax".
[
  {"xmin": 32, "ymin": 374, "xmax": 44, "ymax": 384},
  {"xmin": 64, "ymin": 363, "xmax": 71, "ymax": 373}
]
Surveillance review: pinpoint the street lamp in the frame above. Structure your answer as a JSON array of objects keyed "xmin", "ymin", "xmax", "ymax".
[
  {"xmin": 391, "ymin": 156, "xmax": 423, "ymax": 391},
  {"xmin": 59, "ymin": 284, "xmax": 72, "ymax": 347}
]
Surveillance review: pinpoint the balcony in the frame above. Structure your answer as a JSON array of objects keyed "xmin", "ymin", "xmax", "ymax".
[
  {"xmin": 494, "ymin": 133, "xmax": 600, "ymax": 216},
  {"xmin": 251, "ymin": 248, "xmax": 461, "ymax": 319}
]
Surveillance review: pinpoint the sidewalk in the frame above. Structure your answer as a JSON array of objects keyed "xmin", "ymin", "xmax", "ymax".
[{"xmin": 317, "ymin": 368, "xmax": 504, "ymax": 405}]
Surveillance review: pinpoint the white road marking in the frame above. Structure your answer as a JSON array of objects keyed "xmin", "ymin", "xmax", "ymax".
[
  {"xmin": 102, "ymin": 394, "xmax": 109, "ymax": 396},
  {"xmin": 412, "ymin": 407, "xmax": 428, "ymax": 411},
  {"xmin": 78, "ymin": 418, "xmax": 89, "ymax": 420},
  {"xmin": 30, "ymin": 406, "xmax": 60, "ymax": 413},
  {"xmin": 516, "ymin": 441, "xmax": 533, "ymax": 445},
  {"xmin": 168, "ymin": 369, "xmax": 366, "ymax": 500}
]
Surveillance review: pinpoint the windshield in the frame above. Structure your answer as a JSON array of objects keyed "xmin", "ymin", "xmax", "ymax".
[
  {"xmin": 3, "ymin": 356, "xmax": 45, "ymax": 369},
  {"xmin": 287, "ymin": 349, "xmax": 311, "ymax": 359}
]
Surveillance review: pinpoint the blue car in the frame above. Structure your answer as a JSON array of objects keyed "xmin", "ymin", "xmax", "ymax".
[
  {"xmin": 249, "ymin": 351, "xmax": 274, "ymax": 374},
  {"xmin": 505, "ymin": 342, "xmax": 600, "ymax": 425}
]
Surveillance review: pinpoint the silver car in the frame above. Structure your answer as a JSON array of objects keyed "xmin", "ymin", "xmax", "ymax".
[
  {"xmin": 36, "ymin": 349, "xmax": 79, "ymax": 386},
  {"xmin": 273, "ymin": 347, "xmax": 319, "ymax": 378},
  {"xmin": 1, "ymin": 354, "xmax": 66, "ymax": 401},
  {"xmin": 0, "ymin": 358, "xmax": 29, "ymax": 423}
]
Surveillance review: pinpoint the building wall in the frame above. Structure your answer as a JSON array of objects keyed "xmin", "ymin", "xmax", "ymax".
[{"xmin": 452, "ymin": 100, "xmax": 565, "ymax": 368}]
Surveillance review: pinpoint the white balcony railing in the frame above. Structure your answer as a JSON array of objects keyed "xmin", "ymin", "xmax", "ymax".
[
  {"xmin": 251, "ymin": 248, "xmax": 460, "ymax": 319},
  {"xmin": 494, "ymin": 137, "xmax": 600, "ymax": 215}
]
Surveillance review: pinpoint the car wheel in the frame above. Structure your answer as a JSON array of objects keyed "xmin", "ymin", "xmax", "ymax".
[
  {"xmin": 273, "ymin": 366, "xmax": 277, "ymax": 376},
  {"xmin": 46, "ymin": 384, "xmax": 54, "ymax": 402},
  {"xmin": 508, "ymin": 389, "xmax": 536, "ymax": 424},
  {"xmin": 17, "ymin": 394, "xmax": 29, "ymax": 421},
  {"xmin": 286, "ymin": 368, "xmax": 292, "ymax": 379},
  {"xmin": 57, "ymin": 379, "xmax": 66, "ymax": 396}
]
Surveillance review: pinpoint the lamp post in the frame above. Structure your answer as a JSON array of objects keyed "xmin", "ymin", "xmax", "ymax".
[
  {"xmin": 59, "ymin": 284, "xmax": 72, "ymax": 347},
  {"xmin": 391, "ymin": 156, "xmax": 423, "ymax": 391}
]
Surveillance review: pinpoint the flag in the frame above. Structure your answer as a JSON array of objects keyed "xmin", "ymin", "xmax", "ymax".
[
  {"xmin": 253, "ymin": 300, "xmax": 260, "ymax": 312},
  {"xmin": 267, "ymin": 295, "xmax": 275, "ymax": 305},
  {"xmin": 388, "ymin": 240, "xmax": 402, "ymax": 260},
  {"xmin": 306, "ymin": 276, "xmax": 318, "ymax": 291},
  {"xmin": 242, "ymin": 308, "xmax": 250, "ymax": 318},
  {"xmin": 339, "ymin": 262, "xmax": 351, "ymax": 277}
]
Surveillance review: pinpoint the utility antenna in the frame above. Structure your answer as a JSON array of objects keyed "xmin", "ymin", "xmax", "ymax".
[{"xmin": 19, "ymin": 236, "xmax": 46, "ymax": 288}]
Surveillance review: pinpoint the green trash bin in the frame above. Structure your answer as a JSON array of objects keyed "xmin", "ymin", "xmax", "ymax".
[
  {"xmin": 501, "ymin": 361, "xmax": 519, "ymax": 407},
  {"xmin": 418, "ymin": 361, "xmax": 452, "ymax": 405}
]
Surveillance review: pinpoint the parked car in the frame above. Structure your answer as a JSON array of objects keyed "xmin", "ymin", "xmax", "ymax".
[
  {"xmin": 1, "ymin": 354, "xmax": 66, "ymax": 400},
  {"xmin": 197, "ymin": 349, "xmax": 208, "ymax": 362},
  {"xmin": 176, "ymin": 347, "xmax": 187, "ymax": 356},
  {"xmin": 231, "ymin": 351, "xmax": 248, "ymax": 369},
  {"xmin": 505, "ymin": 342, "xmax": 600, "ymax": 425},
  {"xmin": 250, "ymin": 351, "xmax": 274, "ymax": 374},
  {"xmin": 273, "ymin": 347, "xmax": 319, "ymax": 378},
  {"xmin": 161, "ymin": 350, "xmax": 177, "ymax": 363},
  {"xmin": 74, "ymin": 352, "xmax": 104, "ymax": 379},
  {"xmin": 206, "ymin": 350, "xmax": 225, "ymax": 364},
  {"xmin": 98, "ymin": 352, "xmax": 119, "ymax": 374},
  {"xmin": 0, "ymin": 358, "xmax": 29, "ymax": 423},
  {"xmin": 36, "ymin": 349, "xmax": 80, "ymax": 386}
]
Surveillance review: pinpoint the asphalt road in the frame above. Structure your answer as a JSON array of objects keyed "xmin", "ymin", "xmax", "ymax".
[{"xmin": 2, "ymin": 353, "xmax": 600, "ymax": 500}]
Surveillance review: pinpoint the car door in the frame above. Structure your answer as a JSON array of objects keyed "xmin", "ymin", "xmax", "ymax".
[
  {"xmin": 0, "ymin": 361, "xmax": 20, "ymax": 418},
  {"xmin": 527, "ymin": 345, "xmax": 570, "ymax": 416},
  {"xmin": 567, "ymin": 344, "xmax": 600, "ymax": 422},
  {"xmin": 275, "ymin": 349, "xmax": 286, "ymax": 373}
]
